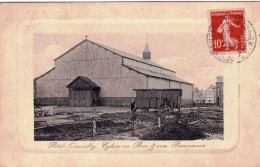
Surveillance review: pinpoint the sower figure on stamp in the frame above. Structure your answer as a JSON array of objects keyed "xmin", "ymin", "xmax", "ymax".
[{"xmin": 217, "ymin": 15, "xmax": 240, "ymax": 50}]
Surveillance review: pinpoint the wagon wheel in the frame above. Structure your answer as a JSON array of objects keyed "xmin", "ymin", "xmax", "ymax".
[{"xmin": 159, "ymin": 104, "xmax": 170, "ymax": 113}]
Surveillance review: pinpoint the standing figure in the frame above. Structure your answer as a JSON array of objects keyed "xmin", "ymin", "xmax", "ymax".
[
  {"xmin": 130, "ymin": 99, "xmax": 137, "ymax": 121},
  {"xmin": 130, "ymin": 99, "xmax": 137, "ymax": 135},
  {"xmin": 131, "ymin": 99, "xmax": 136, "ymax": 112},
  {"xmin": 217, "ymin": 15, "xmax": 240, "ymax": 50}
]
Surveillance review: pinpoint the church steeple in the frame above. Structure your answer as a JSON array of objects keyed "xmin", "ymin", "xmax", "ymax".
[{"xmin": 143, "ymin": 43, "xmax": 151, "ymax": 60}]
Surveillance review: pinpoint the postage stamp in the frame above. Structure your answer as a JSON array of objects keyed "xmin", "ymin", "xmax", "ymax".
[
  {"xmin": 207, "ymin": 9, "xmax": 257, "ymax": 63},
  {"xmin": 210, "ymin": 10, "xmax": 245, "ymax": 53}
]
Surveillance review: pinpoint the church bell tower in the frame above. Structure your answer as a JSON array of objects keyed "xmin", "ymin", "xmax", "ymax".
[{"xmin": 143, "ymin": 43, "xmax": 151, "ymax": 60}]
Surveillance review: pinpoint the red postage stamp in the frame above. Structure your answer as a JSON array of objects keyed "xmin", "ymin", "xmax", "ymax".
[{"xmin": 210, "ymin": 10, "xmax": 245, "ymax": 53}]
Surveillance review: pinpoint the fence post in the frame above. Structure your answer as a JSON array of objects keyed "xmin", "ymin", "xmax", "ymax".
[
  {"xmin": 157, "ymin": 109, "xmax": 161, "ymax": 129},
  {"xmin": 133, "ymin": 119, "xmax": 136, "ymax": 135},
  {"xmin": 92, "ymin": 107, "xmax": 97, "ymax": 137},
  {"xmin": 158, "ymin": 117, "xmax": 161, "ymax": 129},
  {"xmin": 176, "ymin": 104, "xmax": 181, "ymax": 123},
  {"xmin": 133, "ymin": 113, "xmax": 137, "ymax": 135}
]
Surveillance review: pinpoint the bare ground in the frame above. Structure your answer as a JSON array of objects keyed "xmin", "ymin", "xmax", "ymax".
[{"xmin": 34, "ymin": 106, "xmax": 223, "ymax": 141}]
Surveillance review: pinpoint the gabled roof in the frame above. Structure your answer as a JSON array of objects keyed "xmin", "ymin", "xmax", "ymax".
[
  {"xmin": 37, "ymin": 38, "xmax": 177, "ymax": 80},
  {"xmin": 35, "ymin": 68, "xmax": 55, "ymax": 80},
  {"xmin": 90, "ymin": 40, "xmax": 175, "ymax": 73},
  {"xmin": 67, "ymin": 76, "xmax": 100, "ymax": 88},
  {"xmin": 54, "ymin": 39, "xmax": 86, "ymax": 61},
  {"xmin": 53, "ymin": 39, "xmax": 174, "ymax": 73},
  {"xmin": 205, "ymin": 85, "xmax": 216, "ymax": 91},
  {"xmin": 124, "ymin": 65, "xmax": 193, "ymax": 85}
]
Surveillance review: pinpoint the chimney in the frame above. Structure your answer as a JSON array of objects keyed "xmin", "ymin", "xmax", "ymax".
[{"xmin": 143, "ymin": 43, "xmax": 151, "ymax": 60}]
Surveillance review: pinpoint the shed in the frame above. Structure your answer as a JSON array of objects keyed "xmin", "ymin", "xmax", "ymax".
[
  {"xmin": 134, "ymin": 89, "xmax": 182, "ymax": 110},
  {"xmin": 67, "ymin": 76, "xmax": 100, "ymax": 107}
]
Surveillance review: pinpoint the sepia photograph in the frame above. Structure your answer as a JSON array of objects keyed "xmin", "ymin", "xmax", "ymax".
[
  {"xmin": 33, "ymin": 33, "xmax": 224, "ymax": 141},
  {"xmin": 1, "ymin": 2, "xmax": 260, "ymax": 167}
]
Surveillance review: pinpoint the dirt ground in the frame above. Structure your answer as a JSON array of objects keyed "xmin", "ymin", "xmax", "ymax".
[{"xmin": 34, "ymin": 106, "xmax": 223, "ymax": 141}]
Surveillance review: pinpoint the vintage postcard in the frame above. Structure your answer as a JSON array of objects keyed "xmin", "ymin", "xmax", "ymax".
[{"xmin": 0, "ymin": 2, "xmax": 260, "ymax": 167}]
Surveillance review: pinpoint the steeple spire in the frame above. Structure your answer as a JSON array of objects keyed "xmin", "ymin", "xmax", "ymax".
[
  {"xmin": 143, "ymin": 43, "xmax": 151, "ymax": 60},
  {"xmin": 143, "ymin": 43, "xmax": 150, "ymax": 52}
]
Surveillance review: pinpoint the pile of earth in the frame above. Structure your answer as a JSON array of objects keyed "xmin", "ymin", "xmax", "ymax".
[{"xmin": 141, "ymin": 121, "xmax": 206, "ymax": 140}]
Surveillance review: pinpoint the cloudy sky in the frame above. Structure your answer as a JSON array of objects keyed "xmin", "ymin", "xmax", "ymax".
[{"xmin": 32, "ymin": 2, "xmax": 260, "ymax": 90}]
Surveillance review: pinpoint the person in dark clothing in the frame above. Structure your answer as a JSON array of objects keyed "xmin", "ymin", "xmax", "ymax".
[
  {"xmin": 130, "ymin": 99, "xmax": 137, "ymax": 121},
  {"xmin": 130, "ymin": 99, "xmax": 138, "ymax": 135},
  {"xmin": 131, "ymin": 100, "xmax": 136, "ymax": 111}
]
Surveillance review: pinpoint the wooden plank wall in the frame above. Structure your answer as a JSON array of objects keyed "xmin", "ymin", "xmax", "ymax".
[
  {"xmin": 147, "ymin": 77, "xmax": 193, "ymax": 105},
  {"xmin": 36, "ymin": 40, "xmax": 147, "ymax": 99}
]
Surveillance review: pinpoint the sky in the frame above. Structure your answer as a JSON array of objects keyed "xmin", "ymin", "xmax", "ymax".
[
  {"xmin": 34, "ymin": 33, "xmax": 225, "ymax": 90},
  {"xmin": 31, "ymin": 2, "xmax": 260, "ymax": 91}
]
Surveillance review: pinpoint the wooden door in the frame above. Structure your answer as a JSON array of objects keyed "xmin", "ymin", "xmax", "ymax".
[
  {"xmin": 69, "ymin": 90, "xmax": 74, "ymax": 106},
  {"xmin": 74, "ymin": 91, "xmax": 80, "ymax": 107},
  {"xmin": 79, "ymin": 90, "xmax": 91, "ymax": 106}
]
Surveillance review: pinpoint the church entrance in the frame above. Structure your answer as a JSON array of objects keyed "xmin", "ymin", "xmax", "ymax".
[{"xmin": 67, "ymin": 76, "xmax": 100, "ymax": 107}]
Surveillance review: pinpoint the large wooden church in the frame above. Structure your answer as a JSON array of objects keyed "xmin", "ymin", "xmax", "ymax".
[{"xmin": 35, "ymin": 37, "xmax": 193, "ymax": 106}]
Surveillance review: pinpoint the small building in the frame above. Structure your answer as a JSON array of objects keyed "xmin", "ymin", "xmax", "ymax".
[
  {"xmin": 193, "ymin": 87, "xmax": 204, "ymax": 104},
  {"xmin": 204, "ymin": 85, "xmax": 216, "ymax": 105},
  {"xmin": 35, "ymin": 37, "xmax": 193, "ymax": 107},
  {"xmin": 134, "ymin": 89, "xmax": 182, "ymax": 110},
  {"xmin": 67, "ymin": 76, "xmax": 100, "ymax": 107},
  {"xmin": 216, "ymin": 76, "xmax": 223, "ymax": 106}
]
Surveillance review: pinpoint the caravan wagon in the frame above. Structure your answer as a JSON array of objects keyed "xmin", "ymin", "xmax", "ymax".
[{"xmin": 134, "ymin": 89, "xmax": 182, "ymax": 112}]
